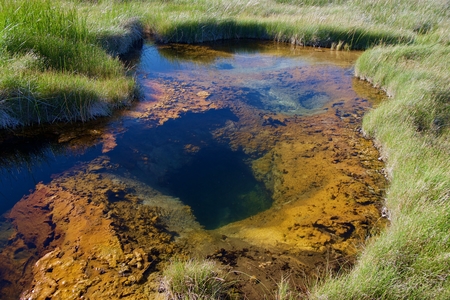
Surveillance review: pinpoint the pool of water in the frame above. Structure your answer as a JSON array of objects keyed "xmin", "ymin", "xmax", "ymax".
[
  {"xmin": 0, "ymin": 40, "xmax": 388, "ymax": 300},
  {"xmin": 105, "ymin": 107, "xmax": 272, "ymax": 229},
  {"xmin": 0, "ymin": 40, "xmax": 378, "ymax": 227}
]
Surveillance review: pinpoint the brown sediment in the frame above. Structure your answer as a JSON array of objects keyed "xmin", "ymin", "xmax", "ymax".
[
  {"xmin": 0, "ymin": 158, "xmax": 186, "ymax": 299},
  {"xmin": 0, "ymin": 43, "xmax": 388, "ymax": 299},
  {"xmin": 125, "ymin": 79, "xmax": 220, "ymax": 127}
]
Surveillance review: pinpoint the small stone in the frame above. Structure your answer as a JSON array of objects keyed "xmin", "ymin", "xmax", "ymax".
[{"xmin": 196, "ymin": 91, "xmax": 210, "ymax": 98}]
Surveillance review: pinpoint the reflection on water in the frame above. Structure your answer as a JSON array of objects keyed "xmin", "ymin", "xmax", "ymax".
[
  {"xmin": 0, "ymin": 40, "xmax": 388, "ymax": 299},
  {"xmin": 0, "ymin": 133, "xmax": 102, "ymax": 213}
]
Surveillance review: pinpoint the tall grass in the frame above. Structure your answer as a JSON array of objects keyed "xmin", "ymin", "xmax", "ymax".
[
  {"xmin": 0, "ymin": 0, "xmax": 138, "ymax": 127},
  {"xmin": 275, "ymin": 275, "xmax": 297, "ymax": 300},
  {"xmin": 0, "ymin": 0, "xmax": 124, "ymax": 77},
  {"xmin": 136, "ymin": 0, "xmax": 413, "ymax": 47}
]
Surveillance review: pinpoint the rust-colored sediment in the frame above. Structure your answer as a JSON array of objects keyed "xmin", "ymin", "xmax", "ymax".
[
  {"xmin": 1, "ymin": 158, "xmax": 181, "ymax": 299},
  {"xmin": 169, "ymin": 68, "xmax": 387, "ymax": 295}
]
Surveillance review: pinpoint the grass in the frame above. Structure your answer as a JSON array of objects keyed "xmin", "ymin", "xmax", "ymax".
[
  {"xmin": 161, "ymin": 258, "xmax": 232, "ymax": 300},
  {"xmin": 1, "ymin": 0, "xmax": 449, "ymax": 299},
  {"xmin": 0, "ymin": 0, "xmax": 137, "ymax": 126},
  {"xmin": 275, "ymin": 275, "xmax": 297, "ymax": 300}
]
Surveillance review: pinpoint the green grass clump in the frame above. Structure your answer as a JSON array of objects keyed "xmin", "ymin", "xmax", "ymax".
[
  {"xmin": 275, "ymin": 275, "xmax": 297, "ymax": 300},
  {"xmin": 0, "ymin": 0, "xmax": 123, "ymax": 77},
  {"xmin": 161, "ymin": 259, "xmax": 232, "ymax": 300},
  {"xmin": 0, "ymin": 0, "xmax": 137, "ymax": 127},
  {"xmin": 0, "ymin": 54, "xmax": 136, "ymax": 126}
]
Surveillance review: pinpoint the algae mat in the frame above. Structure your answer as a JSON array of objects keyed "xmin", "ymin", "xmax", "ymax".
[{"xmin": 0, "ymin": 40, "xmax": 387, "ymax": 299}]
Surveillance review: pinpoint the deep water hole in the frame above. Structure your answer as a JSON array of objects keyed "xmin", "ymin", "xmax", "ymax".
[
  {"xmin": 163, "ymin": 146, "xmax": 272, "ymax": 230},
  {"xmin": 104, "ymin": 108, "xmax": 273, "ymax": 230}
]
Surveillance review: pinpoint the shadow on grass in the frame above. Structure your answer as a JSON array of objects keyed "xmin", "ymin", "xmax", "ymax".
[{"xmin": 154, "ymin": 19, "xmax": 413, "ymax": 50}]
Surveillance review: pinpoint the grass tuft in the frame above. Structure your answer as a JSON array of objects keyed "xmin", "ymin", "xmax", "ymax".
[
  {"xmin": 0, "ymin": 0, "xmax": 137, "ymax": 127},
  {"xmin": 275, "ymin": 275, "xmax": 296, "ymax": 300},
  {"xmin": 161, "ymin": 258, "xmax": 232, "ymax": 300}
]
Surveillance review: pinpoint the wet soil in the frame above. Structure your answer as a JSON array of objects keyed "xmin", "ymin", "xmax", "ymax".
[{"xmin": 0, "ymin": 41, "xmax": 388, "ymax": 299}]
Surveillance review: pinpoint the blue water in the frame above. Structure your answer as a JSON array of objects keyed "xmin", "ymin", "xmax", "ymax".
[{"xmin": 0, "ymin": 137, "xmax": 102, "ymax": 214}]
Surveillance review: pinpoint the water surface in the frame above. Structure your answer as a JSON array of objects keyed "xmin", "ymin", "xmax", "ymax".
[
  {"xmin": 0, "ymin": 40, "xmax": 388, "ymax": 300},
  {"xmin": 0, "ymin": 40, "xmax": 380, "ymax": 227}
]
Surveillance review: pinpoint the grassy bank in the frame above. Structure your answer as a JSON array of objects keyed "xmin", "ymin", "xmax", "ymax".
[
  {"xmin": 1, "ymin": 0, "xmax": 449, "ymax": 299},
  {"xmin": 0, "ymin": 0, "xmax": 139, "ymax": 127}
]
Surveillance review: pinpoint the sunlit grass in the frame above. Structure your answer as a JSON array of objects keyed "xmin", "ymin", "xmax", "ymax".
[
  {"xmin": 275, "ymin": 275, "xmax": 297, "ymax": 300},
  {"xmin": 0, "ymin": 0, "xmax": 137, "ymax": 126},
  {"xmin": 0, "ymin": 0, "xmax": 121, "ymax": 77}
]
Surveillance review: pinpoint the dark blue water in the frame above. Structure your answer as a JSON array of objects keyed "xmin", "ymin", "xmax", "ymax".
[
  {"xmin": 0, "ymin": 136, "xmax": 103, "ymax": 214},
  {"xmin": 162, "ymin": 144, "xmax": 272, "ymax": 230}
]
